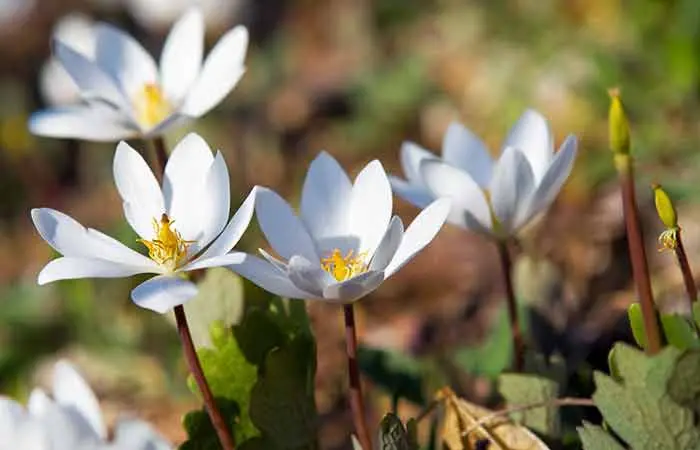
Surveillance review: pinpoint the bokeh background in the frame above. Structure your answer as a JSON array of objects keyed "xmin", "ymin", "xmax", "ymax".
[{"xmin": 2, "ymin": 0, "xmax": 700, "ymax": 447}]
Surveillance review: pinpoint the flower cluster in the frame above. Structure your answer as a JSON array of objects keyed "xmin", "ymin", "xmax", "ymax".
[
  {"xmin": 18, "ymin": 6, "xmax": 580, "ymax": 449},
  {"xmin": 0, "ymin": 360, "xmax": 170, "ymax": 450}
]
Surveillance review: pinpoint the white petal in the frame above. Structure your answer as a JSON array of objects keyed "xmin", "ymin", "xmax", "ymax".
[
  {"xmin": 489, "ymin": 147, "xmax": 535, "ymax": 233},
  {"xmin": 322, "ymin": 271, "xmax": 385, "ymax": 303},
  {"xmin": 442, "ymin": 121, "xmax": 493, "ymax": 188},
  {"xmin": 419, "ymin": 160, "xmax": 492, "ymax": 231},
  {"xmin": 180, "ymin": 26, "xmax": 248, "ymax": 117},
  {"xmin": 163, "ymin": 133, "xmax": 215, "ymax": 241},
  {"xmin": 226, "ymin": 253, "xmax": 313, "ymax": 299},
  {"xmin": 111, "ymin": 418, "xmax": 171, "ymax": 450},
  {"xmin": 287, "ymin": 255, "xmax": 335, "ymax": 298},
  {"xmin": 159, "ymin": 8, "xmax": 204, "ymax": 103},
  {"xmin": 29, "ymin": 105, "xmax": 135, "ymax": 142},
  {"xmin": 94, "ymin": 23, "xmax": 158, "ymax": 97},
  {"xmin": 52, "ymin": 360, "xmax": 106, "ymax": 439},
  {"xmin": 258, "ymin": 248, "xmax": 288, "ymax": 273},
  {"xmin": 27, "ymin": 389, "xmax": 51, "ymax": 416},
  {"xmin": 0, "ymin": 397, "xmax": 25, "ymax": 431},
  {"xmin": 131, "ymin": 275, "xmax": 198, "ymax": 313},
  {"xmin": 369, "ymin": 216, "xmax": 404, "ymax": 272},
  {"xmin": 188, "ymin": 151, "xmax": 231, "ymax": 255},
  {"xmin": 349, "ymin": 160, "xmax": 392, "ymax": 256},
  {"xmin": 516, "ymin": 134, "xmax": 578, "ymax": 229},
  {"xmin": 38, "ymin": 257, "xmax": 157, "ymax": 285},
  {"xmin": 31, "ymin": 208, "xmax": 158, "ymax": 269},
  {"xmin": 385, "ymin": 198, "xmax": 450, "ymax": 277},
  {"xmin": 255, "ymin": 187, "xmax": 319, "ymax": 262},
  {"xmin": 184, "ymin": 251, "xmax": 246, "ymax": 271},
  {"xmin": 300, "ymin": 151, "xmax": 352, "ymax": 253},
  {"xmin": 400, "ymin": 141, "xmax": 436, "ymax": 184},
  {"xmin": 503, "ymin": 109, "xmax": 553, "ymax": 182},
  {"xmin": 389, "ymin": 176, "xmax": 434, "ymax": 209},
  {"xmin": 53, "ymin": 39, "xmax": 126, "ymax": 109},
  {"xmin": 192, "ymin": 186, "xmax": 257, "ymax": 262},
  {"xmin": 113, "ymin": 141, "xmax": 164, "ymax": 239},
  {"xmin": 143, "ymin": 112, "xmax": 190, "ymax": 137}
]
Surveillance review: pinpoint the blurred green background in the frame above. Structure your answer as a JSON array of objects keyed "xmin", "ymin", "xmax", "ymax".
[{"xmin": 2, "ymin": 0, "xmax": 700, "ymax": 446}]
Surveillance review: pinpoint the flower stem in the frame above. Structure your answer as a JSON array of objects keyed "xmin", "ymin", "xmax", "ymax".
[
  {"xmin": 175, "ymin": 305, "xmax": 236, "ymax": 450},
  {"xmin": 343, "ymin": 303, "xmax": 372, "ymax": 450},
  {"xmin": 496, "ymin": 241, "xmax": 525, "ymax": 372},
  {"xmin": 150, "ymin": 136, "xmax": 169, "ymax": 179},
  {"xmin": 617, "ymin": 156, "xmax": 662, "ymax": 354},
  {"xmin": 675, "ymin": 230, "xmax": 697, "ymax": 312}
]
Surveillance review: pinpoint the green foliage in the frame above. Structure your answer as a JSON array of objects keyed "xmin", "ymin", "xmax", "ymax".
[
  {"xmin": 627, "ymin": 303, "xmax": 700, "ymax": 351},
  {"xmin": 181, "ymin": 271, "xmax": 318, "ymax": 449},
  {"xmin": 578, "ymin": 343, "xmax": 700, "ymax": 449},
  {"xmin": 181, "ymin": 399, "xmax": 242, "ymax": 450},
  {"xmin": 358, "ymin": 346, "xmax": 426, "ymax": 405},
  {"xmin": 498, "ymin": 373, "xmax": 560, "ymax": 437},
  {"xmin": 451, "ymin": 304, "xmax": 528, "ymax": 379},
  {"xmin": 577, "ymin": 423, "xmax": 625, "ymax": 450}
]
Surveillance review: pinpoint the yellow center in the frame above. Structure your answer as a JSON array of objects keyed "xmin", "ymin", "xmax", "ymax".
[
  {"xmin": 132, "ymin": 83, "xmax": 171, "ymax": 129},
  {"xmin": 320, "ymin": 249, "xmax": 368, "ymax": 282},
  {"xmin": 138, "ymin": 214, "xmax": 194, "ymax": 271}
]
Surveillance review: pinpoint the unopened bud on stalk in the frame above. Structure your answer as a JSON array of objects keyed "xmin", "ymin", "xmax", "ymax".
[
  {"xmin": 608, "ymin": 88, "xmax": 631, "ymax": 157},
  {"xmin": 652, "ymin": 183, "xmax": 679, "ymax": 251}
]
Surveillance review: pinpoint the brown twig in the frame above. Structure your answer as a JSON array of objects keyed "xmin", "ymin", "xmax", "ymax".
[
  {"xmin": 343, "ymin": 303, "xmax": 372, "ymax": 450},
  {"xmin": 461, "ymin": 397, "xmax": 595, "ymax": 438},
  {"xmin": 618, "ymin": 160, "xmax": 662, "ymax": 354},
  {"xmin": 150, "ymin": 136, "xmax": 169, "ymax": 181},
  {"xmin": 175, "ymin": 305, "xmax": 236, "ymax": 450},
  {"xmin": 496, "ymin": 241, "xmax": 525, "ymax": 372}
]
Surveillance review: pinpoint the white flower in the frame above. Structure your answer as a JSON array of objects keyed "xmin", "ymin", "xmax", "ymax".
[
  {"xmin": 29, "ymin": 8, "xmax": 248, "ymax": 142},
  {"xmin": 230, "ymin": 152, "xmax": 451, "ymax": 303},
  {"xmin": 390, "ymin": 109, "xmax": 578, "ymax": 239},
  {"xmin": 39, "ymin": 13, "xmax": 96, "ymax": 106},
  {"xmin": 0, "ymin": 360, "xmax": 170, "ymax": 450},
  {"xmin": 123, "ymin": 0, "xmax": 243, "ymax": 31},
  {"xmin": 32, "ymin": 133, "xmax": 257, "ymax": 313}
]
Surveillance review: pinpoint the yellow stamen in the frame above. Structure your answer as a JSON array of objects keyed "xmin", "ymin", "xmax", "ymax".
[
  {"xmin": 138, "ymin": 214, "xmax": 194, "ymax": 271},
  {"xmin": 132, "ymin": 83, "xmax": 171, "ymax": 129},
  {"xmin": 658, "ymin": 227, "xmax": 679, "ymax": 252},
  {"xmin": 320, "ymin": 249, "xmax": 368, "ymax": 282}
]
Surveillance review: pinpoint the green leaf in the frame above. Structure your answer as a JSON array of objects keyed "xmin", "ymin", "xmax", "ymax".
[
  {"xmin": 692, "ymin": 302, "xmax": 700, "ymax": 329},
  {"xmin": 667, "ymin": 349, "xmax": 700, "ymax": 415},
  {"xmin": 167, "ymin": 268, "xmax": 245, "ymax": 348},
  {"xmin": 627, "ymin": 304, "xmax": 648, "ymax": 350},
  {"xmin": 498, "ymin": 373, "xmax": 560, "ymax": 437},
  {"xmin": 185, "ymin": 321, "xmax": 259, "ymax": 443},
  {"xmin": 660, "ymin": 313, "xmax": 699, "ymax": 350},
  {"xmin": 577, "ymin": 423, "xmax": 626, "ymax": 450},
  {"xmin": 249, "ymin": 334, "xmax": 318, "ymax": 449},
  {"xmin": 591, "ymin": 343, "xmax": 700, "ymax": 449},
  {"xmin": 180, "ymin": 398, "xmax": 241, "ymax": 450},
  {"xmin": 452, "ymin": 304, "xmax": 527, "ymax": 378},
  {"xmin": 358, "ymin": 346, "xmax": 426, "ymax": 405}
]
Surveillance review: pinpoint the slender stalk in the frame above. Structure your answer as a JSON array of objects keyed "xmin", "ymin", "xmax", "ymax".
[
  {"xmin": 150, "ymin": 136, "xmax": 169, "ymax": 180},
  {"xmin": 496, "ymin": 241, "xmax": 525, "ymax": 372},
  {"xmin": 618, "ymin": 159, "xmax": 662, "ymax": 354},
  {"xmin": 343, "ymin": 304, "xmax": 372, "ymax": 450},
  {"xmin": 674, "ymin": 230, "xmax": 697, "ymax": 311},
  {"xmin": 175, "ymin": 305, "xmax": 236, "ymax": 450}
]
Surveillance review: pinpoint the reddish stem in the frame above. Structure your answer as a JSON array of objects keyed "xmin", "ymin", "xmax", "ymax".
[
  {"xmin": 343, "ymin": 304, "xmax": 372, "ymax": 450},
  {"xmin": 496, "ymin": 241, "xmax": 525, "ymax": 372}
]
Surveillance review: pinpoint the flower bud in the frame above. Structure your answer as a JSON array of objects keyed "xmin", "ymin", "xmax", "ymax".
[
  {"xmin": 608, "ymin": 88, "xmax": 630, "ymax": 156},
  {"xmin": 652, "ymin": 183, "xmax": 677, "ymax": 229}
]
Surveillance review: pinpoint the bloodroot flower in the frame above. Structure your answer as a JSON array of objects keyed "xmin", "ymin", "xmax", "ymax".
[
  {"xmin": 29, "ymin": 8, "xmax": 248, "ymax": 141},
  {"xmin": 0, "ymin": 360, "xmax": 171, "ymax": 450},
  {"xmin": 231, "ymin": 151, "xmax": 451, "ymax": 303},
  {"xmin": 390, "ymin": 110, "xmax": 578, "ymax": 239},
  {"xmin": 31, "ymin": 133, "xmax": 256, "ymax": 313}
]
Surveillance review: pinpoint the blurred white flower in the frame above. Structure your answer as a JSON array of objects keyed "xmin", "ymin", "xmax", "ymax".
[
  {"xmin": 39, "ymin": 13, "xmax": 96, "ymax": 106},
  {"xmin": 32, "ymin": 133, "xmax": 257, "ymax": 313},
  {"xmin": 0, "ymin": 360, "xmax": 170, "ymax": 450},
  {"xmin": 124, "ymin": 0, "xmax": 242, "ymax": 31},
  {"xmin": 390, "ymin": 109, "xmax": 577, "ymax": 240},
  {"xmin": 30, "ymin": 8, "xmax": 248, "ymax": 141},
  {"xmin": 231, "ymin": 152, "xmax": 451, "ymax": 303}
]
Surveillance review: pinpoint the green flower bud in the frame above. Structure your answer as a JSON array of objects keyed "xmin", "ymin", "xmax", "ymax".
[
  {"xmin": 608, "ymin": 88, "xmax": 630, "ymax": 156},
  {"xmin": 652, "ymin": 183, "xmax": 677, "ymax": 229}
]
